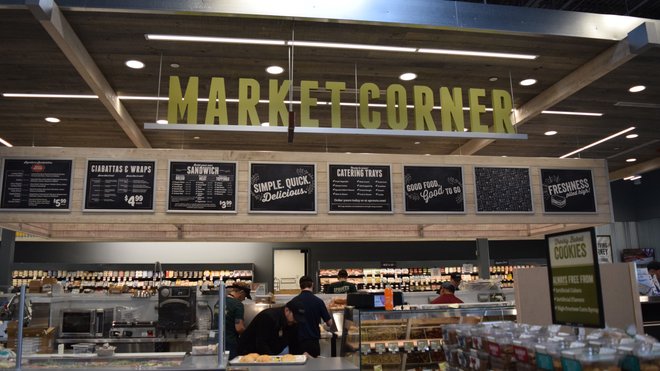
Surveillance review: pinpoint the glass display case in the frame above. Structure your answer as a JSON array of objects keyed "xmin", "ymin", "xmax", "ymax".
[{"xmin": 341, "ymin": 304, "xmax": 516, "ymax": 370}]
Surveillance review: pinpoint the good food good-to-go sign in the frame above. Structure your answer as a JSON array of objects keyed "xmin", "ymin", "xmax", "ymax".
[
  {"xmin": 145, "ymin": 76, "xmax": 528, "ymax": 140},
  {"xmin": 249, "ymin": 162, "xmax": 316, "ymax": 213},
  {"xmin": 0, "ymin": 158, "xmax": 72, "ymax": 211},
  {"xmin": 403, "ymin": 165, "xmax": 465, "ymax": 213},
  {"xmin": 84, "ymin": 160, "xmax": 156, "ymax": 212},
  {"xmin": 546, "ymin": 228, "xmax": 604, "ymax": 328}
]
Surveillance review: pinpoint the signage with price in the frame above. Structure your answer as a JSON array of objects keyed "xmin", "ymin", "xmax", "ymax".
[
  {"xmin": 0, "ymin": 158, "xmax": 73, "ymax": 211},
  {"xmin": 83, "ymin": 160, "xmax": 156, "ymax": 211}
]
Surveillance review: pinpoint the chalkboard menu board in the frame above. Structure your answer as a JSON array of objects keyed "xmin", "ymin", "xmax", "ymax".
[
  {"xmin": 167, "ymin": 161, "xmax": 236, "ymax": 212},
  {"xmin": 474, "ymin": 167, "xmax": 533, "ymax": 213},
  {"xmin": 403, "ymin": 165, "xmax": 464, "ymax": 213},
  {"xmin": 84, "ymin": 160, "xmax": 156, "ymax": 211},
  {"xmin": 249, "ymin": 163, "xmax": 316, "ymax": 213},
  {"xmin": 328, "ymin": 164, "xmax": 392, "ymax": 213},
  {"xmin": 1, "ymin": 159, "xmax": 72, "ymax": 211},
  {"xmin": 541, "ymin": 169, "xmax": 596, "ymax": 213}
]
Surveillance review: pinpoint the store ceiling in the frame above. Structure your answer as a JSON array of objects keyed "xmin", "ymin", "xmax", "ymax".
[{"xmin": 0, "ymin": 0, "xmax": 659, "ymax": 180}]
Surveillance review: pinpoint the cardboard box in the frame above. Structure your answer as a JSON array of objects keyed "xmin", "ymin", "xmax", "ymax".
[{"xmin": 6, "ymin": 323, "xmax": 56, "ymax": 354}]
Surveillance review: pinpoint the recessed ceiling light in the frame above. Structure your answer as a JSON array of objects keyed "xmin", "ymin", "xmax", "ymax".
[
  {"xmin": 488, "ymin": 76, "xmax": 498, "ymax": 82},
  {"xmin": 399, "ymin": 72, "xmax": 417, "ymax": 81},
  {"xmin": 501, "ymin": 155, "xmax": 508, "ymax": 157},
  {"xmin": 414, "ymin": 141, "xmax": 421, "ymax": 145},
  {"xmin": 345, "ymin": 152, "xmax": 352, "ymax": 154},
  {"xmin": 626, "ymin": 158, "xmax": 637, "ymax": 162},
  {"xmin": 45, "ymin": 117, "xmax": 60, "ymax": 123},
  {"xmin": 261, "ymin": 122, "xmax": 270, "ymax": 126},
  {"xmin": 0, "ymin": 137, "xmax": 13, "ymax": 147},
  {"xmin": 424, "ymin": 154, "xmax": 431, "ymax": 156},
  {"xmin": 628, "ymin": 85, "xmax": 646, "ymax": 93},
  {"xmin": 125, "ymin": 60, "xmax": 145, "ymax": 69},
  {"xmin": 463, "ymin": 128, "xmax": 469, "ymax": 132},
  {"xmin": 156, "ymin": 119, "xmax": 168, "ymax": 125},
  {"xmin": 266, "ymin": 66, "xmax": 284, "ymax": 75},
  {"xmin": 519, "ymin": 79, "xmax": 537, "ymax": 86},
  {"xmin": 170, "ymin": 63, "xmax": 180, "ymax": 68},
  {"xmin": 193, "ymin": 136, "xmax": 200, "ymax": 140},
  {"xmin": 544, "ymin": 130, "xmax": 558, "ymax": 136},
  {"xmin": 626, "ymin": 133, "xmax": 638, "ymax": 139}
]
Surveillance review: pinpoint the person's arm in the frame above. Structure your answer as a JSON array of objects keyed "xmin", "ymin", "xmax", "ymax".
[
  {"xmin": 321, "ymin": 303, "xmax": 333, "ymax": 327},
  {"xmin": 235, "ymin": 319, "xmax": 246, "ymax": 335},
  {"xmin": 349, "ymin": 283, "xmax": 357, "ymax": 293}
]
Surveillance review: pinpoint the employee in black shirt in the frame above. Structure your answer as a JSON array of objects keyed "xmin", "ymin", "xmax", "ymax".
[
  {"xmin": 292, "ymin": 276, "xmax": 333, "ymax": 357},
  {"xmin": 237, "ymin": 299, "xmax": 306, "ymax": 356},
  {"xmin": 326, "ymin": 269, "xmax": 357, "ymax": 294}
]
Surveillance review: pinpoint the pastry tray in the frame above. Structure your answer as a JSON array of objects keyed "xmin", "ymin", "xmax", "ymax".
[{"xmin": 229, "ymin": 355, "xmax": 307, "ymax": 365}]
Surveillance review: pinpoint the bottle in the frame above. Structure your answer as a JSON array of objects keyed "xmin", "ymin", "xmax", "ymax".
[{"xmin": 384, "ymin": 285, "xmax": 394, "ymax": 311}]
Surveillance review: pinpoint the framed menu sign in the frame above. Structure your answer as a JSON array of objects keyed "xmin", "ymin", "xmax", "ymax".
[
  {"xmin": 546, "ymin": 228, "xmax": 604, "ymax": 328},
  {"xmin": 328, "ymin": 164, "xmax": 392, "ymax": 213},
  {"xmin": 167, "ymin": 161, "xmax": 236, "ymax": 212},
  {"xmin": 403, "ymin": 165, "xmax": 464, "ymax": 213},
  {"xmin": 84, "ymin": 160, "xmax": 156, "ymax": 211},
  {"xmin": 249, "ymin": 163, "xmax": 316, "ymax": 213},
  {"xmin": 541, "ymin": 169, "xmax": 596, "ymax": 213},
  {"xmin": 474, "ymin": 167, "xmax": 533, "ymax": 213},
  {"xmin": 1, "ymin": 158, "xmax": 73, "ymax": 211}
]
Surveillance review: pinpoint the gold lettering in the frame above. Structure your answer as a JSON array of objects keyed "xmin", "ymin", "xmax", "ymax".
[
  {"xmin": 414, "ymin": 85, "xmax": 436, "ymax": 131},
  {"xmin": 325, "ymin": 81, "xmax": 345, "ymax": 128},
  {"xmin": 205, "ymin": 77, "xmax": 228, "ymax": 125},
  {"xmin": 440, "ymin": 87, "xmax": 464, "ymax": 132},
  {"xmin": 168, "ymin": 76, "xmax": 198, "ymax": 124},
  {"xmin": 360, "ymin": 83, "xmax": 381, "ymax": 129},
  {"xmin": 469, "ymin": 88, "xmax": 487, "ymax": 133},
  {"xmin": 238, "ymin": 78, "xmax": 260, "ymax": 125},
  {"xmin": 386, "ymin": 84, "xmax": 407, "ymax": 130},
  {"xmin": 268, "ymin": 79, "xmax": 290, "ymax": 126},
  {"xmin": 300, "ymin": 80, "xmax": 319, "ymax": 127},
  {"xmin": 492, "ymin": 89, "xmax": 514, "ymax": 134}
]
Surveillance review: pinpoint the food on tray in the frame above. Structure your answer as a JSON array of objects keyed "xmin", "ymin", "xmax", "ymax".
[
  {"xmin": 256, "ymin": 355, "xmax": 272, "ymax": 363},
  {"xmin": 240, "ymin": 353, "xmax": 259, "ymax": 362},
  {"xmin": 282, "ymin": 354, "xmax": 298, "ymax": 362}
]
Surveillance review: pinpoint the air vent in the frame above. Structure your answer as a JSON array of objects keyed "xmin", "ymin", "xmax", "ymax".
[{"xmin": 614, "ymin": 101, "xmax": 660, "ymax": 109}]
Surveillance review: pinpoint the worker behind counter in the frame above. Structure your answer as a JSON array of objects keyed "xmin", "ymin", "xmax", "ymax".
[
  {"xmin": 237, "ymin": 298, "xmax": 307, "ymax": 356},
  {"xmin": 291, "ymin": 276, "xmax": 333, "ymax": 357},
  {"xmin": 326, "ymin": 269, "xmax": 357, "ymax": 294},
  {"xmin": 431, "ymin": 282, "xmax": 464, "ymax": 304}
]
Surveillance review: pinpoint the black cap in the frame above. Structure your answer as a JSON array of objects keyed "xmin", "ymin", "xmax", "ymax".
[
  {"xmin": 337, "ymin": 269, "xmax": 348, "ymax": 278},
  {"xmin": 285, "ymin": 298, "xmax": 307, "ymax": 324},
  {"xmin": 450, "ymin": 272, "xmax": 462, "ymax": 281},
  {"xmin": 440, "ymin": 281, "xmax": 457, "ymax": 293},
  {"xmin": 227, "ymin": 282, "xmax": 252, "ymax": 299}
]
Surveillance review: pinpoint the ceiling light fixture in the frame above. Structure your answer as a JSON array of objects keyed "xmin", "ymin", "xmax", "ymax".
[
  {"xmin": 628, "ymin": 85, "xmax": 646, "ymax": 93},
  {"xmin": 488, "ymin": 77, "xmax": 498, "ymax": 82},
  {"xmin": 399, "ymin": 72, "xmax": 417, "ymax": 81},
  {"xmin": 559, "ymin": 126, "xmax": 636, "ymax": 158},
  {"xmin": 418, "ymin": 48, "xmax": 537, "ymax": 60},
  {"xmin": 125, "ymin": 60, "xmax": 145, "ymax": 69},
  {"xmin": 266, "ymin": 66, "xmax": 284, "ymax": 75},
  {"xmin": 156, "ymin": 119, "xmax": 168, "ymax": 125},
  {"xmin": 45, "ymin": 117, "xmax": 60, "ymax": 123},
  {"xmin": 193, "ymin": 136, "xmax": 200, "ymax": 140},
  {"xmin": 145, "ymin": 34, "xmax": 286, "ymax": 46},
  {"xmin": 261, "ymin": 122, "xmax": 270, "ymax": 127},
  {"xmin": 519, "ymin": 79, "xmax": 537, "ymax": 86},
  {"xmin": 628, "ymin": 175, "xmax": 642, "ymax": 181},
  {"xmin": 170, "ymin": 63, "xmax": 180, "ymax": 68},
  {"xmin": 544, "ymin": 130, "xmax": 557, "ymax": 136},
  {"xmin": 625, "ymin": 133, "xmax": 638, "ymax": 139},
  {"xmin": 0, "ymin": 137, "xmax": 13, "ymax": 147},
  {"xmin": 414, "ymin": 141, "xmax": 421, "ymax": 145},
  {"xmin": 626, "ymin": 158, "xmax": 637, "ymax": 162},
  {"xmin": 541, "ymin": 110, "xmax": 603, "ymax": 117},
  {"xmin": 289, "ymin": 40, "xmax": 416, "ymax": 52},
  {"xmin": 2, "ymin": 93, "xmax": 97, "ymax": 99}
]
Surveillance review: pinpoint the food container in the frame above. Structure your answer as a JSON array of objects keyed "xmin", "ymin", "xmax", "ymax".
[
  {"xmin": 561, "ymin": 347, "xmax": 622, "ymax": 371},
  {"xmin": 443, "ymin": 344, "xmax": 459, "ymax": 367},
  {"xmin": 96, "ymin": 345, "xmax": 116, "ymax": 357},
  {"xmin": 468, "ymin": 349, "xmax": 490, "ymax": 371},
  {"xmin": 490, "ymin": 354, "xmax": 516, "ymax": 371},
  {"xmin": 487, "ymin": 333, "xmax": 515, "ymax": 362},
  {"xmin": 514, "ymin": 336, "xmax": 539, "ymax": 371},
  {"xmin": 71, "ymin": 343, "xmax": 95, "ymax": 354}
]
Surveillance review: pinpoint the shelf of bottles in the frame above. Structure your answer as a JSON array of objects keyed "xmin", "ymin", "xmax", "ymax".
[
  {"xmin": 11, "ymin": 267, "xmax": 252, "ymax": 294},
  {"xmin": 319, "ymin": 267, "xmax": 479, "ymax": 293},
  {"xmin": 488, "ymin": 264, "xmax": 536, "ymax": 289}
]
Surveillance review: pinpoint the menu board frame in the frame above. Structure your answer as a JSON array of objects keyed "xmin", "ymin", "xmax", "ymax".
[
  {"xmin": 0, "ymin": 158, "xmax": 73, "ymax": 212},
  {"xmin": 166, "ymin": 160, "xmax": 237, "ymax": 213},
  {"xmin": 540, "ymin": 168, "xmax": 597, "ymax": 214},
  {"xmin": 473, "ymin": 166, "xmax": 534, "ymax": 214},
  {"xmin": 327, "ymin": 163, "xmax": 393, "ymax": 214},
  {"xmin": 545, "ymin": 227, "xmax": 605, "ymax": 328},
  {"xmin": 83, "ymin": 159, "xmax": 156, "ymax": 212},
  {"xmin": 248, "ymin": 162, "xmax": 317, "ymax": 214},
  {"xmin": 402, "ymin": 165, "xmax": 465, "ymax": 214}
]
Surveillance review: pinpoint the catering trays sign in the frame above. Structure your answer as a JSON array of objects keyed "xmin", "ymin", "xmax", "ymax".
[
  {"xmin": 546, "ymin": 228, "xmax": 604, "ymax": 328},
  {"xmin": 249, "ymin": 163, "xmax": 316, "ymax": 213},
  {"xmin": 0, "ymin": 158, "xmax": 72, "ymax": 211},
  {"xmin": 328, "ymin": 164, "xmax": 392, "ymax": 213},
  {"xmin": 541, "ymin": 169, "xmax": 596, "ymax": 213},
  {"xmin": 474, "ymin": 167, "xmax": 533, "ymax": 213},
  {"xmin": 84, "ymin": 160, "xmax": 156, "ymax": 211},
  {"xmin": 167, "ymin": 161, "xmax": 236, "ymax": 212},
  {"xmin": 403, "ymin": 165, "xmax": 464, "ymax": 213}
]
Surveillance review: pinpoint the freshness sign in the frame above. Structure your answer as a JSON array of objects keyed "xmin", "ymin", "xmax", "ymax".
[
  {"xmin": 84, "ymin": 160, "xmax": 156, "ymax": 211},
  {"xmin": 249, "ymin": 163, "xmax": 316, "ymax": 213},
  {"xmin": 1, "ymin": 159, "xmax": 72, "ymax": 211},
  {"xmin": 541, "ymin": 169, "xmax": 596, "ymax": 213},
  {"xmin": 546, "ymin": 228, "xmax": 604, "ymax": 328}
]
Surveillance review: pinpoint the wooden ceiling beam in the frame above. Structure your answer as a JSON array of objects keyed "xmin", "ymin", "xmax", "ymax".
[
  {"xmin": 26, "ymin": 0, "xmax": 151, "ymax": 148},
  {"xmin": 608, "ymin": 157, "xmax": 660, "ymax": 181}
]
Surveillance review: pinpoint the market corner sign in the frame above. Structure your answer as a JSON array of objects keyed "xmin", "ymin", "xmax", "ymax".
[
  {"xmin": 145, "ymin": 76, "xmax": 527, "ymax": 140},
  {"xmin": 546, "ymin": 228, "xmax": 605, "ymax": 328}
]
